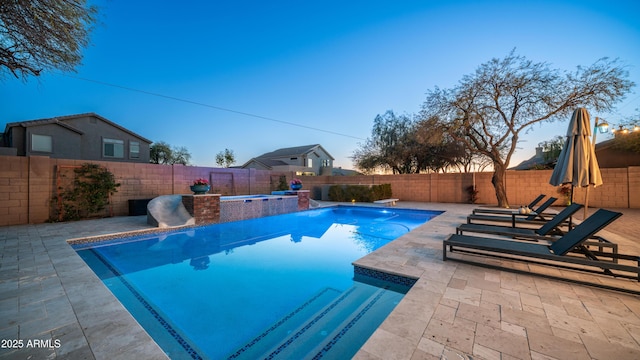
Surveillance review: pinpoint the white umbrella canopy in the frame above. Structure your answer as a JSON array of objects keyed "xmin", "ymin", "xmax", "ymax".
[{"xmin": 549, "ymin": 108, "xmax": 603, "ymax": 217}]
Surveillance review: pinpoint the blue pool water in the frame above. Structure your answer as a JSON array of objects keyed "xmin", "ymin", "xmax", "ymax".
[{"xmin": 74, "ymin": 206, "xmax": 442, "ymax": 359}]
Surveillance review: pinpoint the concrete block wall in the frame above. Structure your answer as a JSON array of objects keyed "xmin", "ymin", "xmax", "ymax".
[
  {"xmin": 630, "ymin": 167, "xmax": 640, "ymax": 208},
  {"xmin": 0, "ymin": 156, "xmax": 29, "ymax": 225},
  {"xmin": 297, "ymin": 168, "xmax": 637, "ymax": 209},
  {"xmin": 0, "ymin": 154, "xmax": 638, "ymax": 226}
]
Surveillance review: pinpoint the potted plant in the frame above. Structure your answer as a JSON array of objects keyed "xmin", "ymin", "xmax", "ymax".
[
  {"xmin": 290, "ymin": 178, "xmax": 303, "ymax": 190},
  {"xmin": 558, "ymin": 184, "xmax": 572, "ymax": 205},
  {"xmin": 190, "ymin": 178, "xmax": 211, "ymax": 195}
]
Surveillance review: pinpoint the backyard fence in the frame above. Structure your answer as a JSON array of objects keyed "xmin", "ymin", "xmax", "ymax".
[{"xmin": 1, "ymin": 155, "xmax": 638, "ymax": 226}]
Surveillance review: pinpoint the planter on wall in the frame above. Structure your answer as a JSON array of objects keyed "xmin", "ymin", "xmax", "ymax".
[{"xmin": 190, "ymin": 185, "xmax": 211, "ymax": 195}]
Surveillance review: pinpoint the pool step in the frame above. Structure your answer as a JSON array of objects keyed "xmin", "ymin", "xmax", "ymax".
[
  {"xmin": 233, "ymin": 283, "xmax": 402, "ymax": 360},
  {"xmin": 304, "ymin": 287, "xmax": 402, "ymax": 359},
  {"xmin": 226, "ymin": 287, "xmax": 343, "ymax": 359}
]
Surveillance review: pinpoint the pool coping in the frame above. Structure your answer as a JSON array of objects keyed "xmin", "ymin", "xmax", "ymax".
[{"xmin": 2, "ymin": 202, "xmax": 640, "ymax": 359}]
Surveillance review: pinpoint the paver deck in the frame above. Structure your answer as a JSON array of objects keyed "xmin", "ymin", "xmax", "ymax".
[{"xmin": 1, "ymin": 203, "xmax": 639, "ymax": 359}]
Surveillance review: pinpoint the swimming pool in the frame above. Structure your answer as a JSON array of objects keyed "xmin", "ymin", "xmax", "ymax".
[{"xmin": 74, "ymin": 206, "xmax": 442, "ymax": 359}]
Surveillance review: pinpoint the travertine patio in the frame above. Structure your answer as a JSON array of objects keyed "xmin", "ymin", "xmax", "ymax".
[{"xmin": 1, "ymin": 202, "xmax": 639, "ymax": 359}]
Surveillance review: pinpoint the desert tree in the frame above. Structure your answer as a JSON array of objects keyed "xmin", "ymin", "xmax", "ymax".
[
  {"xmin": 353, "ymin": 110, "xmax": 467, "ymax": 174},
  {"xmin": 215, "ymin": 148, "xmax": 236, "ymax": 168},
  {"xmin": 414, "ymin": 115, "xmax": 475, "ymax": 173},
  {"xmin": 150, "ymin": 142, "xmax": 173, "ymax": 165},
  {"xmin": 421, "ymin": 50, "xmax": 634, "ymax": 207},
  {"xmin": 352, "ymin": 111, "xmax": 416, "ymax": 174},
  {"xmin": 612, "ymin": 130, "xmax": 640, "ymax": 154},
  {"xmin": 150, "ymin": 141, "xmax": 191, "ymax": 165},
  {"xmin": 611, "ymin": 110, "xmax": 640, "ymax": 154},
  {"xmin": 172, "ymin": 146, "xmax": 191, "ymax": 165},
  {"xmin": 539, "ymin": 135, "xmax": 566, "ymax": 163},
  {"xmin": 0, "ymin": 0, "xmax": 98, "ymax": 80}
]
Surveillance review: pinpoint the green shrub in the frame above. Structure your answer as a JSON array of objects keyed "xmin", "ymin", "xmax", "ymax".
[
  {"xmin": 328, "ymin": 185, "xmax": 345, "ymax": 202},
  {"xmin": 53, "ymin": 163, "xmax": 120, "ymax": 221},
  {"xmin": 275, "ymin": 175, "xmax": 289, "ymax": 191},
  {"xmin": 328, "ymin": 184, "xmax": 392, "ymax": 202}
]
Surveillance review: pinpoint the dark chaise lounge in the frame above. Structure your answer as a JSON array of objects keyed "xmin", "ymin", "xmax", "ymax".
[
  {"xmin": 457, "ymin": 203, "xmax": 618, "ymax": 256},
  {"xmin": 472, "ymin": 194, "xmax": 546, "ymax": 215},
  {"xmin": 458, "ymin": 203, "xmax": 583, "ymax": 240},
  {"xmin": 444, "ymin": 209, "xmax": 640, "ymax": 289},
  {"xmin": 466, "ymin": 197, "xmax": 558, "ymax": 225}
]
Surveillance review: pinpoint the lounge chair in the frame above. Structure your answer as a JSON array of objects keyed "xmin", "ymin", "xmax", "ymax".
[
  {"xmin": 472, "ymin": 194, "xmax": 546, "ymax": 215},
  {"xmin": 458, "ymin": 203, "xmax": 583, "ymax": 240},
  {"xmin": 458, "ymin": 203, "xmax": 617, "ymax": 256},
  {"xmin": 444, "ymin": 209, "xmax": 640, "ymax": 285},
  {"xmin": 466, "ymin": 197, "xmax": 558, "ymax": 226}
]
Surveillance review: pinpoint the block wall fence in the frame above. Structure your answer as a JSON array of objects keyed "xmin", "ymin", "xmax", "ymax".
[{"xmin": 1, "ymin": 155, "xmax": 638, "ymax": 226}]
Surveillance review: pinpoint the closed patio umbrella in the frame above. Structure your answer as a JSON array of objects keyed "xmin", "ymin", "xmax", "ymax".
[{"xmin": 549, "ymin": 108, "xmax": 603, "ymax": 219}]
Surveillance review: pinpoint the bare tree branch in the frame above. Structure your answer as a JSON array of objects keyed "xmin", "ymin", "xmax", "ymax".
[
  {"xmin": 0, "ymin": 0, "xmax": 98, "ymax": 80},
  {"xmin": 421, "ymin": 51, "xmax": 634, "ymax": 207}
]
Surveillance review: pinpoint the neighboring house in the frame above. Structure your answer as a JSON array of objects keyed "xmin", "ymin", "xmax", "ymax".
[
  {"xmin": 0, "ymin": 113, "xmax": 151, "ymax": 163},
  {"xmin": 511, "ymin": 140, "xmax": 640, "ymax": 170},
  {"xmin": 594, "ymin": 139, "xmax": 640, "ymax": 168},
  {"xmin": 332, "ymin": 167, "xmax": 362, "ymax": 176},
  {"xmin": 241, "ymin": 144, "xmax": 334, "ymax": 175},
  {"xmin": 510, "ymin": 146, "xmax": 551, "ymax": 170}
]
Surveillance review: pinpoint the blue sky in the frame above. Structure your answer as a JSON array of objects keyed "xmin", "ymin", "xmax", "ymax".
[{"xmin": 2, "ymin": 0, "xmax": 639, "ymax": 169}]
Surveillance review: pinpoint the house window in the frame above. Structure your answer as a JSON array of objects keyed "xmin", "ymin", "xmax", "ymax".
[
  {"xmin": 308, "ymin": 158, "xmax": 313, "ymax": 168},
  {"xmin": 103, "ymin": 138, "xmax": 124, "ymax": 158},
  {"xmin": 31, "ymin": 134, "xmax": 52, "ymax": 152},
  {"xmin": 322, "ymin": 159, "xmax": 331, "ymax": 167},
  {"xmin": 130, "ymin": 141, "xmax": 140, "ymax": 159}
]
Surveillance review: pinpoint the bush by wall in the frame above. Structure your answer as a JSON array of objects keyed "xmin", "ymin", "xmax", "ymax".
[
  {"xmin": 328, "ymin": 184, "xmax": 392, "ymax": 202},
  {"xmin": 52, "ymin": 163, "xmax": 120, "ymax": 221}
]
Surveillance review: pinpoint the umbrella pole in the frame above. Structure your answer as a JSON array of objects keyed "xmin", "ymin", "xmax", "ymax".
[
  {"xmin": 570, "ymin": 186, "xmax": 574, "ymax": 204},
  {"xmin": 584, "ymin": 186, "xmax": 590, "ymax": 220},
  {"xmin": 570, "ymin": 186, "xmax": 575, "ymax": 228}
]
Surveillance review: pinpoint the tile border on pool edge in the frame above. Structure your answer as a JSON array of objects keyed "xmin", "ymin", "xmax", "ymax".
[
  {"xmin": 67, "ymin": 223, "xmax": 207, "ymax": 247},
  {"xmin": 353, "ymin": 265, "xmax": 418, "ymax": 288},
  {"xmin": 86, "ymin": 247, "xmax": 204, "ymax": 360}
]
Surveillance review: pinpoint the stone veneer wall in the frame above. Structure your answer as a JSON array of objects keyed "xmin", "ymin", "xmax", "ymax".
[
  {"xmin": 297, "ymin": 190, "xmax": 310, "ymax": 210},
  {"xmin": 1, "ymin": 154, "xmax": 638, "ymax": 226},
  {"xmin": 219, "ymin": 196, "xmax": 299, "ymax": 223},
  {"xmin": 182, "ymin": 194, "xmax": 221, "ymax": 226},
  {"xmin": 181, "ymin": 193, "xmax": 309, "ymax": 226}
]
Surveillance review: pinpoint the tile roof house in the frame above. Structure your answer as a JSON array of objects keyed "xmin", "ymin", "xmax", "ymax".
[
  {"xmin": 241, "ymin": 144, "xmax": 334, "ymax": 175},
  {"xmin": 0, "ymin": 113, "xmax": 152, "ymax": 163}
]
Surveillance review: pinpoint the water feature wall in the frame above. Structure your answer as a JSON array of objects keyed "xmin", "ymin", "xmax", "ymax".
[
  {"xmin": 219, "ymin": 195, "xmax": 298, "ymax": 223},
  {"xmin": 181, "ymin": 190, "xmax": 310, "ymax": 226}
]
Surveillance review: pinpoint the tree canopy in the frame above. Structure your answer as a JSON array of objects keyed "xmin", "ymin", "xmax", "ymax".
[
  {"xmin": 540, "ymin": 135, "xmax": 565, "ymax": 163},
  {"xmin": 611, "ymin": 129, "xmax": 640, "ymax": 154},
  {"xmin": 150, "ymin": 141, "xmax": 191, "ymax": 165},
  {"xmin": 215, "ymin": 148, "xmax": 236, "ymax": 168},
  {"xmin": 0, "ymin": 0, "xmax": 98, "ymax": 80},
  {"xmin": 610, "ymin": 111, "xmax": 640, "ymax": 154},
  {"xmin": 421, "ymin": 50, "xmax": 634, "ymax": 207},
  {"xmin": 352, "ymin": 110, "xmax": 467, "ymax": 174}
]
